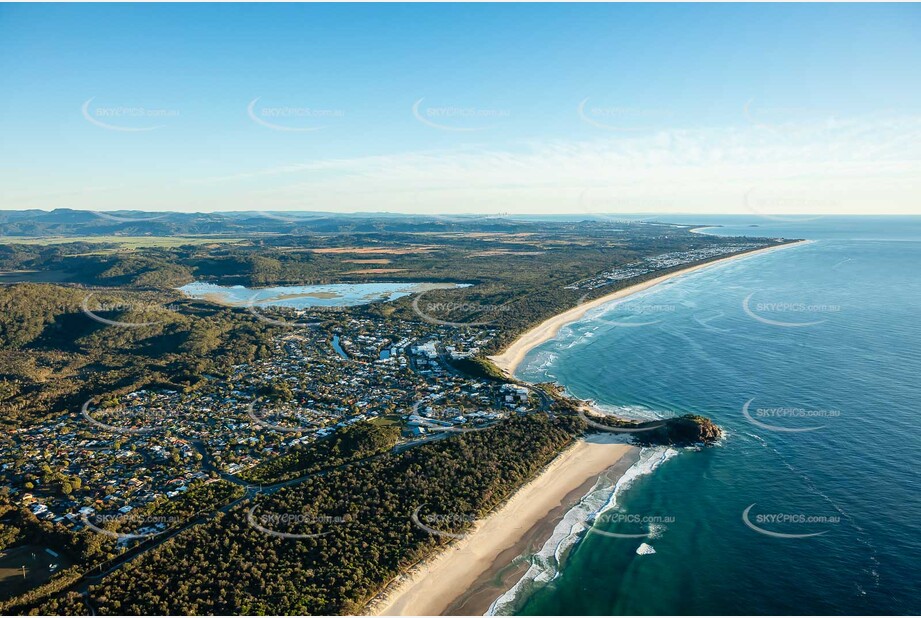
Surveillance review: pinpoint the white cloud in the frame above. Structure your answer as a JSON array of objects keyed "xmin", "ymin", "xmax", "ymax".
[
  {"xmin": 203, "ymin": 116, "xmax": 921, "ymax": 215},
  {"xmin": 7, "ymin": 115, "xmax": 921, "ymax": 215}
]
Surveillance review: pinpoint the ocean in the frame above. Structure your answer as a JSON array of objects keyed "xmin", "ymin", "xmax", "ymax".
[{"xmin": 498, "ymin": 216, "xmax": 921, "ymax": 615}]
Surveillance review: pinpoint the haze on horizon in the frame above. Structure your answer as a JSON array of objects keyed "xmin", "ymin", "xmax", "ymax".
[{"xmin": 1, "ymin": 3, "xmax": 920, "ymax": 217}]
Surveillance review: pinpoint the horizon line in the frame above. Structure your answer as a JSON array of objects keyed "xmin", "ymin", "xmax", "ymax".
[{"xmin": 2, "ymin": 208, "xmax": 920, "ymax": 218}]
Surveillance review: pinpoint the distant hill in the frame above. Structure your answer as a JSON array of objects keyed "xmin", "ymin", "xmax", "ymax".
[{"xmin": 0, "ymin": 209, "xmax": 540, "ymax": 237}]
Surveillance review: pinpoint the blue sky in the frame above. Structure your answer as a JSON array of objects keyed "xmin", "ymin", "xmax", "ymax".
[{"xmin": 1, "ymin": 3, "xmax": 920, "ymax": 215}]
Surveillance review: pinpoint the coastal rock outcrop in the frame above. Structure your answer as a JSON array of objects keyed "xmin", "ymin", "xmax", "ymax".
[
  {"xmin": 635, "ymin": 414, "xmax": 722, "ymax": 446},
  {"xmin": 508, "ymin": 381, "xmax": 723, "ymax": 447}
]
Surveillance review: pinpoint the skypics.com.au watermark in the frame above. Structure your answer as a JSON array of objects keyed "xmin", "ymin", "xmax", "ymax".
[
  {"xmin": 409, "ymin": 397, "xmax": 497, "ymax": 436},
  {"xmin": 412, "ymin": 292, "xmax": 514, "ymax": 327},
  {"xmin": 587, "ymin": 511, "xmax": 676, "ymax": 539},
  {"xmin": 411, "ymin": 504, "xmax": 477, "ymax": 539},
  {"xmin": 412, "ymin": 98, "xmax": 510, "ymax": 132},
  {"xmin": 578, "ymin": 98, "xmax": 670, "ymax": 132},
  {"xmin": 247, "ymin": 97, "xmax": 345, "ymax": 132},
  {"xmin": 595, "ymin": 301, "xmax": 677, "ymax": 328},
  {"xmin": 742, "ymin": 292, "xmax": 841, "ymax": 328},
  {"xmin": 82, "ymin": 513, "xmax": 182, "ymax": 541},
  {"xmin": 81, "ymin": 293, "xmax": 181, "ymax": 328},
  {"xmin": 81, "ymin": 98, "xmax": 179, "ymax": 131},
  {"xmin": 90, "ymin": 211, "xmax": 169, "ymax": 223},
  {"xmin": 742, "ymin": 504, "xmax": 839, "ymax": 539},
  {"xmin": 247, "ymin": 397, "xmax": 318, "ymax": 433},
  {"xmin": 245, "ymin": 296, "xmax": 349, "ymax": 329},
  {"xmin": 81, "ymin": 395, "xmax": 186, "ymax": 435},
  {"xmin": 247, "ymin": 507, "xmax": 352, "ymax": 539},
  {"xmin": 742, "ymin": 398, "xmax": 841, "ymax": 433},
  {"xmin": 245, "ymin": 211, "xmax": 330, "ymax": 226}
]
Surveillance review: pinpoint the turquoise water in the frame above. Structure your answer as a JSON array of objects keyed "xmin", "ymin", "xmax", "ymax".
[{"xmin": 509, "ymin": 217, "xmax": 921, "ymax": 615}]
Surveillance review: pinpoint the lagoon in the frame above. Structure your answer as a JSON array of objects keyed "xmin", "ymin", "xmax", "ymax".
[{"xmin": 177, "ymin": 281, "xmax": 469, "ymax": 308}]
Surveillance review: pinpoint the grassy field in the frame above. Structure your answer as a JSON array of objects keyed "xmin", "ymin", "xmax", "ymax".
[
  {"xmin": 369, "ymin": 415, "xmax": 402, "ymax": 427},
  {"xmin": 0, "ymin": 544, "xmax": 73, "ymax": 601},
  {"xmin": 0, "ymin": 236, "xmax": 247, "ymax": 249}
]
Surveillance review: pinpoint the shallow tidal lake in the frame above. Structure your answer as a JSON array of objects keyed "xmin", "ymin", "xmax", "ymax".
[{"xmin": 177, "ymin": 281, "xmax": 468, "ymax": 308}]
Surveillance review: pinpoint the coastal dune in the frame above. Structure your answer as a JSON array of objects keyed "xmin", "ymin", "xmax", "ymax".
[{"xmin": 370, "ymin": 436, "xmax": 636, "ymax": 616}]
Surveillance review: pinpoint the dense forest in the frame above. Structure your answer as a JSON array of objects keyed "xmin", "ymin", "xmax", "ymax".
[
  {"xmin": 30, "ymin": 414, "xmax": 581, "ymax": 615},
  {"xmin": 0, "ymin": 214, "xmax": 771, "ymax": 615},
  {"xmin": 0, "ymin": 283, "xmax": 280, "ymax": 427},
  {"xmin": 0, "ymin": 217, "xmax": 788, "ymax": 427},
  {"xmin": 241, "ymin": 422, "xmax": 402, "ymax": 485}
]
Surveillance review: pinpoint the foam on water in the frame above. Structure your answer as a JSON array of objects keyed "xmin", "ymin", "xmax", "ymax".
[
  {"xmin": 528, "ymin": 350, "xmax": 558, "ymax": 374},
  {"xmin": 487, "ymin": 447, "xmax": 679, "ymax": 616},
  {"xmin": 635, "ymin": 543, "xmax": 656, "ymax": 555},
  {"xmin": 551, "ymin": 383, "xmax": 672, "ymax": 424},
  {"xmin": 509, "ymin": 222, "xmax": 921, "ymax": 614},
  {"xmin": 590, "ymin": 401, "xmax": 671, "ymax": 423}
]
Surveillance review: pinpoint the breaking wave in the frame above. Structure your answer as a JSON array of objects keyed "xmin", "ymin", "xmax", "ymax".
[{"xmin": 486, "ymin": 446, "xmax": 679, "ymax": 615}]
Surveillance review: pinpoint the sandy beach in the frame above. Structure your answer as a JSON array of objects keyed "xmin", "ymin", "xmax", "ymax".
[
  {"xmin": 370, "ymin": 240, "xmax": 807, "ymax": 617},
  {"xmin": 369, "ymin": 436, "xmax": 637, "ymax": 616},
  {"xmin": 489, "ymin": 240, "xmax": 808, "ymax": 376}
]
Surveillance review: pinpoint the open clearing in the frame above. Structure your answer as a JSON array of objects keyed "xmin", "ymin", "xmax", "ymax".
[
  {"xmin": 309, "ymin": 246, "xmax": 436, "ymax": 255},
  {"xmin": 0, "ymin": 544, "xmax": 73, "ymax": 601},
  {"xmin": 468, "ymin": 250, "xmax": 546, "ymax": 257}
]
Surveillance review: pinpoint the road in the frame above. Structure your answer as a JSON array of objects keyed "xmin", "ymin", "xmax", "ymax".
[{"xmin": 40, "ymin": 352, "xmax": 546, "ymax": 609}]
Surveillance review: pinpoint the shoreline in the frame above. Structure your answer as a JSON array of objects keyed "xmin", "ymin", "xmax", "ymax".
[
  {"xmin": 370, "ymin": 239, "xmax": 807, "ymax": 616},
  {"xmin": 368, "ymin": 436, "xmax": 638, "ymax": 616},
  {"xmin": 488, "ymin": 240, "xmax": 809, "ymax": 377},
  {"xmin": 446, "ymin": 447, "xmax": 641, "ymax": 616}
]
